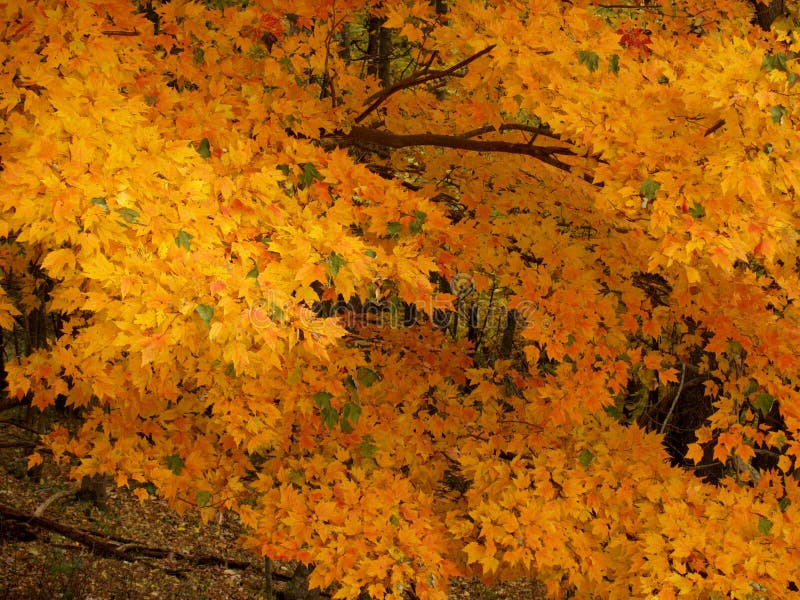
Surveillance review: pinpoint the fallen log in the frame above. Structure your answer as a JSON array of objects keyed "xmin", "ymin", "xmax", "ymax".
[{"xmin": 0, "ymin": 501, "xmax": 255, "ymax": 570}]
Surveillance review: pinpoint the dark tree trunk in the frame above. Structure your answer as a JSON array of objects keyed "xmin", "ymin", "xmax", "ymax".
[
  {"xmin": 499, "ymin": 309, "xmax": 518, "ymax": 359},
  {"xmin": 752, "ymin": 0, "xmax": 784, "ymax": 30},
  {"xmin": 366, "ymin": 14, "xmax": 392, "ymax": 87}
]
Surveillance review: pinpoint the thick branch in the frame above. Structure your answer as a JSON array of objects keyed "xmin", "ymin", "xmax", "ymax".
[
  {"xmin": 344, "ymin": 125, "xmax": 599, "ymax": 183},
  {"xmin": 0, "ymin": 397, "xmax": 30, "ymax": 413},
  {"xmin": 0, "ymin": 501, "xmax": 255, "ymax": 570}
]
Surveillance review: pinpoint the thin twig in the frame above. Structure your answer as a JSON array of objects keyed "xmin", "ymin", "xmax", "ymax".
[
  {"xmin": 355, "ymin": 45, "xmax": 496, "ymax": 123},
  {"xmin": 101, "ymin": 29, "xmax": 139, "ymax": 36},
  {"xmin": 460, "ymin": 123, "xmax": 563, "ymax": 142},
  {"xmin": 660, "ymin": 363, "xmax": 686, "ymax": 434},
  {"xmin": 703, "ymin": 119, "xmax": 725, "ymax": 137},
  {"xmin": 597, "ymin": 4, "xmax": 663, "ymax": 10}
]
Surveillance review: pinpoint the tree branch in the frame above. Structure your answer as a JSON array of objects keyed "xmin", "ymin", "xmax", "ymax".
[
  {"xmin": 0, "ymin": 501, "xmax": 256, "ymax": 569},
  {"xmin": 660, "ymin": 363, "xmax": 686, "ymax": 435},
  {"xmin": 355, "ymin": 45, "xmax": 496, "ymax": 124},
  {"xmin": 342, "ymin": 125, "xmax": 599, "ymax": 184},
  {"xmin": 460, "ymin": 122, "xmax": 563, "ymax": 142}
]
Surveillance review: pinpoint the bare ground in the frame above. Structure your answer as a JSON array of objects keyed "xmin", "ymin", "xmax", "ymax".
[{"xmin": 0, "ymin": 431, "xmax": 546, "ymax": 600}]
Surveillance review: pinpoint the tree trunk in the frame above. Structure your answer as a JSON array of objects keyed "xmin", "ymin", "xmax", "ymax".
[{"xmin": 752, "ymin": 0, "xmax": 784, "ymax": 30}]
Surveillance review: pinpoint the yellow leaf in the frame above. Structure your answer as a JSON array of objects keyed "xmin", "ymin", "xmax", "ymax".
[
  {"xmin": 685, "ymin": 265, "xmax": 700, "ymax": 283},
  {"xmin": 41, "ymin": 248, "xmax": 76, "ymax": 277},
  {"xmin": 685, "ymin": 443, "xmax": 704, "ymax": 464},
  {"xmin": 82, "ymin": 253, "xmax": 116, "ymax": 281},
  {"xmin": 0, "ymin": 300, "xmax": 21, "ymax": 330},
  {"xmin": 778, "ymin": 455, "xmax": 792, "ymax": 473},
  {"xmin": 295, "ymin": 262, "xmax": 325, "ymax": 287},
  {"xmin": 223, "ymin": 341, "xmax": 250, "ymax": 374},
  {"xmin": 463, "ymin": 541, "xmax": 483, "ymax": 565},
  {"xmin": 643, "ymin": 351, "xmax": 663, "ymax": 370},
  {"xmin": 27, "ymin": 452, "xmax": 43, "ymax": 470},
  {"xmin": 383, "ymin": 5, "xmax": 408, "ymax": 29},
  {"xmin": 480, "ymin": 553, "xmax": 500, "ymax": 575},
  {"xmin": 658, "ymin": 367, "xmax": 679, "ymax": 384}
]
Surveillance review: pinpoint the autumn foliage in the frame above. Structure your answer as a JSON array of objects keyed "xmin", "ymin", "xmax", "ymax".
[{"xmin": 2, "ymin": 0, "xmax": 800, "ymax": 597}]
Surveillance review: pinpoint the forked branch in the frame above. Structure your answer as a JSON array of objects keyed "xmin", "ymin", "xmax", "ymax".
[
  {"xmin": 341, "ymin": 126, "xmax": 598, "ymax": 184},
  {"xmin": 355, "ymin": 44, "xmax": 496, "ymax": 124}
]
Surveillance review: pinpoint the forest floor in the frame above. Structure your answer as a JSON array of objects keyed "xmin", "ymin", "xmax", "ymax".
[{"xmin": 0, "ymin": 428, "xmax": 547, "ymax": 600}]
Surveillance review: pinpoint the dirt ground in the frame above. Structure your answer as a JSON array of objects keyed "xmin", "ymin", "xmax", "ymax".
[{"xmin": 0, "ymin": 436, "xmax": 547, "ymax": 600}]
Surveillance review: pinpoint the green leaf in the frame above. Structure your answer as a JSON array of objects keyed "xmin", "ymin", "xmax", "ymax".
[
  {"xmin": 193, "ymin": 47, "xmax": 205, "ymax": 65},
  {"xmin": 758, "ymin": 516, "xmax": 773, "ymax": 535},
  {"xmin": 779, "ymin": 497, "xmax": 791, "ymax": 512},
  {"xmin": 577, "ymin": 50, "xmax": 599, "ymax": 72},
  {"xmin": 359, "ymin": 436, "xmax": 377, "ymax": 460},
  {"xmin": 761, "ymin": 52, "xmax": 787, "ymax": 72},
  {"xmin": 329, "ymin": 252, "xmax": 346, "ymax": 277},
  {"xmin": 657, "ymin": 75, "xmax": 669, "ymax": 84},
  {"xmin": 387, "ymin": 221, "xmax": 402, "ymax": 237},
  {"xmin": 578, "ymin": 448, "xmax": 594, "ymax": 467},
  {"xmin": 409, "ymin": 210, "xmax": 427, "ymax": 234},
  {"xmin": 357, "ymin": 367, "xmax": 379, "ymax": 387},
  {"xmin": 289, "ymin": 469, "xmax": 305, "ymax": 486},
  {"xmin": 276, "ymin": 164, "xmax": 291, "ymax": 176},
  {"xmin": 313, "ymin": 391, "xmax": 334, "ymax": 407},
  {"xmin": 605, "ymin": 403, "xmax": 623, "ymax": 420},
  {"xmin": 608, "ymin": 54, "xmax": 619, "ymax": 75},
  {"xmin": 743, "ymin": 379, "xmax": 759, "ymax": 397},
  {"xmin": 196, "ymin": 137, "xmax": 211, "ymax": 158},
  {"xmin": 344, "ymin": 374, "xmax": 358, "ymax": 395},
  {"xmin": 166, "ymin": 454, "xmax": 184, "ymax": 475},
  {"xmin": 270, "ymin": 302, "xmax": 284, "ymax": 322},
  {"xmin": 175, "ymin": 230, "xmax": 193, "ymax": 251},
  {"xmin": 788, "ymin": 72, "xmax": 798, "ymax": 87},
  {"xmin": 389, "ymin": 514, "xmax": 400, "ymax": 526},
  {"xmin": 246, "ymin": 260, "xmax": 259, "ymax": 279},
  {"xmin": 91, "ymin": 197, "xmax": 109, "ymax": 212},
  {"xmin": 365, "ymin": 249, "xmax": 377, "ymax": 258},
  {"xmin": 640, "ymin": 178, "xmax": 660, "ymax": 201},
  {"xmin": 321, "ymin": 405, "xmax": 338, "ymax": 429},
  {"xmin": 341, "ymin": 401, "xmax": 362, "ymax": 431},
  {"xmin": 753, "ymin": 392, "xmax": 775, "ymax": 417},
  {"xmin": 196, "ymin": 490, "xmax": 212, "ymax": 507},
  {"xmin": 688, "ymin": 203, "xmax": 705, "ymax": 219},
  {"xmin": 770, "ymin": 105, "xmax": 787, "ymax": 124},
  {"xmin": 225, "ymin": 362, "xmax": 237, "ymax": 377},
  {"xmin": 340, "ymin": 417, "xmax": 354, "ymax": 434},
  {"xmin": 196, "ymin": 304, "xmax": 214, "ymax": 326},
  {"xmin": 115, "ymin": 207, "xmax": 140, "ymax": 224},
  {"xmin": 299, "ymin": 162, "xmax": 323, "ymax": 188}
]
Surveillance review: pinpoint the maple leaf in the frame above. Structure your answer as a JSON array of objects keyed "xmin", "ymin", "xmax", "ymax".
[{"xmin": 5, "ymin": 1, "xmax": 800, "ymax": 598}]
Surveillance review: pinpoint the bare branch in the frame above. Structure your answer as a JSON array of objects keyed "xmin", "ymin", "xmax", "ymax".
[
  {"xmin": 0, "ymin": 418, "xmax": 43, "ymax": 435},
  {"xmin": 660, "ymin": 363, "xmax": 686, "ymax": 435},
  {"xmin": 342, "ymin": 125, "xmax": 599, "ymax": 184},
  {"xmin": 356, "ymin": 45, "xmax": 496, "ymax": 124},
  {"xmin": 596, "ymin": 4, "xmax": 663, "ymax": 10},
  {"xmin": 101, "ymin": 29, "xmax": 140, "ymax": 36},
  {"xmin": 460, "ymin": 123, "xmax": 563, "ymax": 141},
  {"xmin": 34, "ymin": 483, "xmax": 79, "ymax": 517}
]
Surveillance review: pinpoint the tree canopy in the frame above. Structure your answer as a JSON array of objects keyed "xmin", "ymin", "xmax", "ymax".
[{"xmin": 2, "ymin": 0, "xmax": 800, "ymax": 597}]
